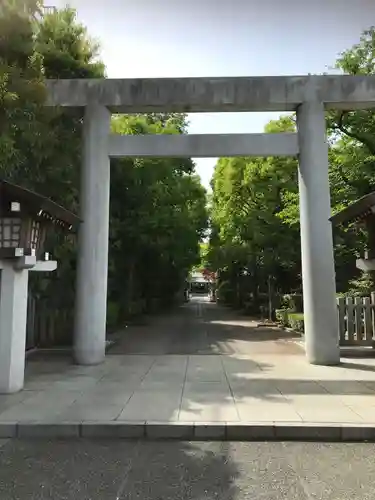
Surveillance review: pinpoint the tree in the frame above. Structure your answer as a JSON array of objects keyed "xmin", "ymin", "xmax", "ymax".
[
  {"xmin": 0, "ymin": 3, "xmax": 209, "ymax": 342},
  {"xmin": 108, "ymin": 114, "xmax": 208, "ymax": 321},
  {"xmin": 0, "ymin": 0, "xmax": 47, "ymax": 178},
  {"xmin": 209, "ymin": 27, "xmax": 375, "ymax": 311},
  {"xmin": 208, "ymin": 116, "xmax": 301, "ymax": 312},
  {"xmin": 327, "ymin": 26, "xmax": 375, "ymax": 293}
]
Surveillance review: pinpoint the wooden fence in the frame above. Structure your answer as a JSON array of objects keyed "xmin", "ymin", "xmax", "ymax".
[
  {"xmin": 337, "ymin": 293, "xmax": 375, "ymax": 346},
  {"xmin": 24, "ymin": 291, "xmax": 375, "ymax": 349},
  {"xmin": 26, "ymin": 295, "xmax": 74, "ymax": 350}
]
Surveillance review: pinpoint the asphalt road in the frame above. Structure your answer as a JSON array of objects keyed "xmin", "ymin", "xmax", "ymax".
[
  {"xmin": 108, "ymin": 295, "xmax": 301, "ymax": 356},
  {"xmin": 0, "ymin": 439, "xmax": 374, "ymax": 499}
]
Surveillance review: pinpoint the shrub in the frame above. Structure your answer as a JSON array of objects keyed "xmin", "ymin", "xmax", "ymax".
[
  {"xmin": 348, "ymin": 271, "xmax": 375, "ymax": 297},
  {"xmin": 275, "ymin": 308, "xmax": 292, "ymax": 327},
  {"xmin": 216, "ymin": 280, "xmax": 234, "ymax": 304},
  {"xmin": 280, "ymin": 293, "xmax": 303, "ymax": 312},
  {"xmin": 275, "ymin": 309, "xmax": 304, "ymax": 334},
  {"xmin": 288, "ymin": 312, "xmax": 304, "ymax": 333},
  {"xmin": 106, "ymin": 301, "xmax": 120, "ymax": 329}
]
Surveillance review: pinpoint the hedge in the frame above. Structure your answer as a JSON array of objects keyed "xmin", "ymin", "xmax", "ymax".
[{"xmin": 275, "ymin": 309, "xmax": 304, "ymax": 334}]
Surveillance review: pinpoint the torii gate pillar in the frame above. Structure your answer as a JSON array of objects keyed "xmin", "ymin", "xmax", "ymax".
[
  {"xmin": 73, "ymin": 104, "xmax": 111, "ymax": 366},
  {"xmin": 297, "ymin": 100, "xmax": 340, "ymax": 365}
]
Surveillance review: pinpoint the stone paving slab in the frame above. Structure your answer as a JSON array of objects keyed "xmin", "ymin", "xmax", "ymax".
[{"xmin": 1, "ymin": 353, "xmax": 375, "ymax": 440}]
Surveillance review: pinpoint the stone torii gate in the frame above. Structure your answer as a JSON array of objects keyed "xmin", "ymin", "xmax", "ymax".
[{"xmin": 46, "ymin": 75, "xmax": 375, "ymax": 367}]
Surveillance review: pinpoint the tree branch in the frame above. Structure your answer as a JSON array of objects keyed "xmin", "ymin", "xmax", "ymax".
[{"xmin": 334, "ymin": 112, "xmax": 375, "ymax": 155}]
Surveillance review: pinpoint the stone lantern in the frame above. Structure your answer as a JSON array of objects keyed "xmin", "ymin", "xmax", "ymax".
[
  {"xmin": 0, "ymin": 180, "xmax": 77, "ymax": 261},
  {"xmin": 0, "ymin": 180, "xmax": 79, "ymax": 393}
]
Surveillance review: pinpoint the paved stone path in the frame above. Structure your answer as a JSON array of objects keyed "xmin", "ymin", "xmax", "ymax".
[
  {"xmin": 1, "ymin": 296, "xmax": 375, "ymax": 439},
  {"xmin": 109, "ymin": 296, "xmax": 302, "ymax": 356}
]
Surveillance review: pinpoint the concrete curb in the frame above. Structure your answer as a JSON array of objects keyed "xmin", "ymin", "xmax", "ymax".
[{"xmin": 1, "ymin": 421, "xmax": 375, "ymax": 442}]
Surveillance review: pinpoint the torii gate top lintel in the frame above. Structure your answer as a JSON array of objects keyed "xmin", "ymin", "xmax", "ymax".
[{"xmin": 46, "ymin": 74, "xmax": 375, "ymax": 113}]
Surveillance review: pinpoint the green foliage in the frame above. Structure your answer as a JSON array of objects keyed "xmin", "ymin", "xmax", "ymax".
[
  {"xmin": 288, "ymin": 313, "xmax": 304, "ymax": 334},
  {"xmin": 275, "ymin": 309, "xmax": 291, "ymax": 327},
  {"xmin": 36, "ymin": 7, "xmax": 105, "ymax": 78},
  {"xmin": 0, "ymin": 0, "xmax": 47, "ymax": 177},
  {"xmin": 0, "ymin": 6, "xmax": 107, "ymax": 319},
  {"xmin": 348, "ymin": 272, "xmax": 375, "ymax": 297},
  {"xmin": 0, "ymin": 4, "xmax": 208, "ymax": 342},
  {"xmin": 208, "ymin": 116, "xmax": 301, "ymax": 313},
  {"xmin": 216, "ymin": 280, "xmax": 235, "ymax": 304},
  {"xmin": 108, "ymin": 114, "xmax": 208, "ymax": 319},
  {"xmin": 327, "ymin": 26, "xmax": 375, "ymax": 294},
  {"xmin": 208, "ymin": 27, "xmax": 375, "ymax": 315},
  {"xmin": 280, "ymin": 294, "xmax": 303, "ymax": 313},
  {"xmin": 275, "ymin": 309, "xmax": 304, "ymax": 333},
  {"xmin": 106, "ymin": 301, "xmax": 120, "ymax": 330}
]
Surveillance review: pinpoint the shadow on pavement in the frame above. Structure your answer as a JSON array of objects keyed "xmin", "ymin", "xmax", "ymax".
[
  {"xmin": 0, "ymin": 439, "xmax": 240, "ymax": 500},
  {"xmin": 1, "ymin": 439, "xmax": 375, "ymax": 499},
  {"xmin": 108, "ymin": 297, "xmax": 302, "ymax": 356},
  {"xmin": 18, "ymin": 296, "xmax": 375, "ymax": 426},
  {"xmin": 338, "ymin": 361, "xmax": 375, "ymax": 372}
]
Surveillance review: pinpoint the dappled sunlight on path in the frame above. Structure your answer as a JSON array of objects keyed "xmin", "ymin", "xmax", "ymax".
[{"xmin": 2, "ymin": 298, "xmax": 374, "ymax": 426}]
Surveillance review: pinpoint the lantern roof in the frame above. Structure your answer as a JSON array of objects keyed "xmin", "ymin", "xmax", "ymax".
[
  {"xmin": 330, "ymin": 191, "xmax": 375, "ymax": 227},
  {"xmin": 0, "ymin": 180, "xmax": 80, "ymax": 230}
]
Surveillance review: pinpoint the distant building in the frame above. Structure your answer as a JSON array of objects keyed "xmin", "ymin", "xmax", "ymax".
[
  {"xmin": 42, "ymin": 6, "xmax": 57, "ymax": 14},
  {"xmin": 188, "ymin": 271, "xmax": 210, "ymax": 294}
]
